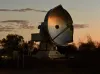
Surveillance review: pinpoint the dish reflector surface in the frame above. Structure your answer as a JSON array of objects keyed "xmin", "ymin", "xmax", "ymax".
[{"xmin": 45, "ymin": 5, "xmax": 73, "ymax": 46}]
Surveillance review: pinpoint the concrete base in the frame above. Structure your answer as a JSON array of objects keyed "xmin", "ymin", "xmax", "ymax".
[{"xmin": 32, "ymin": 50, "xmax": 65, "ymax": 59}]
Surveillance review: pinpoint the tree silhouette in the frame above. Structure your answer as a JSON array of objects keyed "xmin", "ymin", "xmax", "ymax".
[
  {"xmin": 1, "ymin": 34, "xmax": 24, "ymax": 55},
  {"xmin": 78, "ymin": 36, "xmax": 96, "ymax": 52}
]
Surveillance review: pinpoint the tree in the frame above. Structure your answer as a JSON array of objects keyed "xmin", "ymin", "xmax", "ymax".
[{"xmin": 1, "ymin": 34, "xmax": 24, "ymax": 55}]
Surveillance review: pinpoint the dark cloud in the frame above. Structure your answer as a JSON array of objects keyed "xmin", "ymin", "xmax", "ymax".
[
  {"xmin": 1, "ymin": 20, "xmax": 29, "ymax": 24},
  {"xmin": 0, "ymin": 8, "xmax": 47, "ymax": 12},
  {"xmin": 1, "ymin": 20, "xmax": 29, "ymax": 28},
  {"xmin": 0, "ymin": 29, "xmax": 12, "ymax": 32},
  {"xmin": 19, "ymin": 25, "xmax": 34, "ymax": 29},
  {"xmin": 32, "ymin": 9, "xmax": 47, "ymax": 12},
  {"xmin": 0, "ymin": 20, "xmax": 34, "ymax": 31},
  {"xmin": 0, "ymin": 25, "xmax": 15, "ymax": 32},
  {"xmin": 74, "ymin": 24, "xmax": 88, "ymax": 29}
]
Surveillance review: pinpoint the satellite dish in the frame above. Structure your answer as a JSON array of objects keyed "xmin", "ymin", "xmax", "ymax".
[
  {"xmin": 32, "ymin": 4, "xmax": 73, "ymax": 48},
  {"xmin": 44, "ymin": 5, "xmax": 73, "ymax": 46},
  {"xmin": 31, "ymin": 5, "xmax": 73, "ymax": 59}
]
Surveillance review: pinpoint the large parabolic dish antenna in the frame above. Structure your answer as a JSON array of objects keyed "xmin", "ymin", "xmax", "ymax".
[
  {"xmin": 44, "ymin": 5, "xmax": 73, "ymax": 46},
  {"xmin": 32, "ymin": 5, "xmax": 73, "ymax": 47},
  {"xmin": 31, "ymin": 5, "xmax": 73, "ymax": 58}
]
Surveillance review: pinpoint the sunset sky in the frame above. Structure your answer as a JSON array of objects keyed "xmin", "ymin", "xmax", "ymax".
[{"xmin": 0, "ymin": 0, "xmax": 100, "ymax": 43}]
